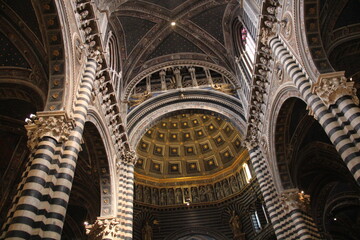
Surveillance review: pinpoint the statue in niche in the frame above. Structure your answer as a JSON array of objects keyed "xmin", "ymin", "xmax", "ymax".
[
  {"xmin": 184, "ymin": 188, "xmax": 190, "ymax": 199},
  {"xmin": 144, "ymin": 186, "xmax": 151, "ymax": 204},
  {"xmin": 215, "ymin": 183, "xmax": 223, "ymax": 200},
  {"xmin": 168, "ymin": 188, "xmax": 175, "ymax": 204},
  {"xmin": 160, "ymin": 188, "xmax": 167, "ymax": 205},
  {"xmin": 191, "ymin": 187, "xmax": 200, "ymax": 203},
  {"xmin": 229, "ymin": 211, "xmax": 246, "ymax": 240},
  {"xmin": 152, "ymin": 188, "xmax": 159, "ymax": 205},
  {"xmin": 230, "ymin": 176, "xmax": 240, "ymax": 193},
  {"xmin": 205, "ymin": 185, "xmax": 215, "ymax": 201},
  {"xmin": 199, "ymin": 186, "xmax": 207, "ymax": 202},
  {"xmin": 142, "ymin": 221, "xmax": 153, "ymax": 240},
  {"xmin": 135, "ymin": 184, "xmax": 143, "ymax": 201},
  {"xmin": 223, "ymin": 180, "xmax": 231, "ymax": 196},
  {"xmin": 175, "ymin": 188, "xmax": 183, "ymax": 204}
]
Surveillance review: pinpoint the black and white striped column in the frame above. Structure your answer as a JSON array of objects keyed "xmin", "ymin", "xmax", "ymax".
[
  {"xmin": 1, "ymin": 57, "xmax": 98, "ymax": 239},
  {"xmin": 116, "ymin": 150, "xmax": 137, "ymax": 240},
  {"xmin": 247, "ymin": 143, "xmax": 321, "ymax": 240},
  {"xmin": 269, "ymin": 37, "xmax": 360, "ymax": 185}
]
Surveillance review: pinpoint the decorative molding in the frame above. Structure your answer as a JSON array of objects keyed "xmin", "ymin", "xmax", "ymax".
[
  {"xmin": 311, "ymin": 71, "xmax": 359, "ymax": 107},
  {"xmin": 245, "ymin": 0, "xmax": 281, "ymax": 146},
  {"xmin": 25, "ymin": 111, "xmax": 74, "ymax": 150},
  {"xmin": 117, "ymin": 149, "xmax": 138, "ymax": 171}
]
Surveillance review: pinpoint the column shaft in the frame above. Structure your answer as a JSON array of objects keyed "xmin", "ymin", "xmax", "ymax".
[
  {"xmin": 116, "ymin": 162, "xmax": 135, "ymax": 240},
  {"xmin": 248, "ymin": 145, "xmax": 321, "ymax": 240},
  {"xmin": 270, "ymin": 37, "xmax": 360, "ymax": 184},
  {"xmin": 1, "ymin": 58, "xmax": 98, "ymax": 239}
]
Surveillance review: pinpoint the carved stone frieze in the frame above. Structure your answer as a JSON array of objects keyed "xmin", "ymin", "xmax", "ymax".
[
  {"xmin": 86, "ymin": 217, "xmax": 121, "ymax": 240},
  {"xmin": 279, "ymin": 189, "xmax": 310, "ymax": 213},
  {"xmin": 311, "ymin": 71, "xmax": 359, "ymax": 107},
  {"xmin": 25, "ymin": 111, "xmax": 74, "ymax": 150},
  {"xmin": 245, "ymin": 0, "xmax": 280, "ymax": 143}
]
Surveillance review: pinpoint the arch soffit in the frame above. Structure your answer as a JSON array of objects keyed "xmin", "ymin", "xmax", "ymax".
[
  {"xmin": 294, "ymin": 0, "xmax": 334, "ymax": 81},
  {"xmin": 266, "ymin": 84, "xmax": 302, "ymax": 191},
  {"xmin": 54, "ymin": 0, "xmax": 80, "ymax": 113},
  {"xmin": 222, "ymin": 0, "xmax": 241, "ymax": 57},
  {"xmin": 123, "ymin": 59, "xmax": 238, "ymax": 100},
  {"xmin": 41, "ymin": 0, "xmax": 69, "ymax": 112},
  {"xmin": 86, "ymin": 107, "xmax": 117, "ymax": 217},
  {"xmin": 127, "ymin": 94, "xmax": 246, "ymax": 149}
]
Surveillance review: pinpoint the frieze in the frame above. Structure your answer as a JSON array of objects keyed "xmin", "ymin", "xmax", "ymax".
[
  {"xmin": 245, "ymin": 0, "xmax": 280, "ymax": 145},
  {"xmin": 134, "ymin": 162, "xmax": 253, "ymax": 206}
]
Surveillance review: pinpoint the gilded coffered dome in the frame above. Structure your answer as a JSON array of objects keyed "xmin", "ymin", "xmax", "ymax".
[{"xmin": 134, "ymin": 111, "xmax": 245, "ymax": 180}]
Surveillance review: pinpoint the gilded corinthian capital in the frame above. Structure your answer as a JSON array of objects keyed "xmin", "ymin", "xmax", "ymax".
[
  {"xmin": 25, "ymin": 111, "xmax": 74, "ymax": 150},
  {"xmin": 311, "ymin": 71, "xmax": 359, "ymax": 107}
]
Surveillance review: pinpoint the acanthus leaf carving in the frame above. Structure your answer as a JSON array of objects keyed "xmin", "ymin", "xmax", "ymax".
[
  {"xmin": 311, "ymin": 71, "xmax": 359, "ymax": 107},
  {"xmin": 25, "ymin": 111, "xmax": 74, "ymax": 150},
  {"xmin": 116, "ymin": 147, "xmax": 138, "ymax": 172},
  {"xmin": 86, "ymin": 217, "xmax": 121, "ymax": 240}
]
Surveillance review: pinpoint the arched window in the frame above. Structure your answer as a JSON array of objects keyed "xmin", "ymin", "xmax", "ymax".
[
  {"xmin": 232, "ymin": 18, "xmax": 256, "ymax": 102},
  {"xmin": 232, "ymin": 18, "xmax": 255, "ymax": 71},
  {"xmin": 106, "ymin": 32, "xmax": 122, "ymax": 93}
]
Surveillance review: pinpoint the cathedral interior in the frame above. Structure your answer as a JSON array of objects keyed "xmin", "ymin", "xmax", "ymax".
[{"xmin": 1, "ymin": 0, "xmax": 360, "ymax": 239}]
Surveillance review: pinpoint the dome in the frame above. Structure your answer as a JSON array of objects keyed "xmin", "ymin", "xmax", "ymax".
[{"xmin": 134, "ymin": 111, "xmax": 246, "ymax": 182}]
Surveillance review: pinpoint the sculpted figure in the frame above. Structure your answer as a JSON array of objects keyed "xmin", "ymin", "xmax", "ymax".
[
  {"xmin": 199, "ymin": 186, "xmax": 207, "ymax": 202},
  {"xmin": 160, "ymin": 188, "xmax": 167, "ymax": 205},
  {"xmin": 175, "ymin": 188, "xmax": 183, "ymax": 204},
  {"xmin": 229, "ymin": 211, "xmax": 245, "ymax": 240},
  {"xmin": 206, "ymin": 185, "xmax": 215, "ymax": 201},
  {"xmin": 168, "ymin": 188, "xmax": 175, "ymax": 204},
  {"xmin": 152, "ymin": 188, "xmax": 159, "ymax": 205},
  {"xmin": 142, "ymin": 221, "xmax": 152, "ymax": 240},
  {"xmin": 136, "ymin": 184, "xmax": 143, "ymax": 201},
  {"xmin": 144, "ymin": 187, "xmax": 151, "ymax": 203}
]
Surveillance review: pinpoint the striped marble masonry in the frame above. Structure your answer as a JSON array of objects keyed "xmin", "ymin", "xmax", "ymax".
[
  {"xmin": 1, "ymin": 58, "xmax": 98, "ymax": 239},
  {"xmin": 270, "ymin": 37, "xmax": 360, "ymax": 185},
  {"xmin": 117, "ymin": 162, "xmax": 135, "ymax": 240},
  {"xmin": 248, "ymin": 145, "xmax": 321, "ymax": 240}
]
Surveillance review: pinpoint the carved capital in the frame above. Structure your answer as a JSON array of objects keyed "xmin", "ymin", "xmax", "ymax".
[
  {"xmin": 280, "ymin": 189, "xmax": 310, "ymax": 213},
  {"xmin": 86, "ymin": 216, "xmax": 121, "ymax": 240},
  {"xmin": 25, "ymin": 111, "xmax": 74, "ymax": 150},
  {"xmin": 311, "ymin": 71, "xmax": 359, "ymax": 107},
  {"xmin": 116, "ymin": 147, "xmax": 138, "ymax": 171},
  {"xmin": 243, "ymin": 127, "xmax": 259, "ymax": 150}
]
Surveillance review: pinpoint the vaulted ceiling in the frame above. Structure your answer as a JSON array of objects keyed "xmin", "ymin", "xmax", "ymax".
[{"xmin": 109, "ymin": 0, "xmax": 237, "ymax": 84}]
